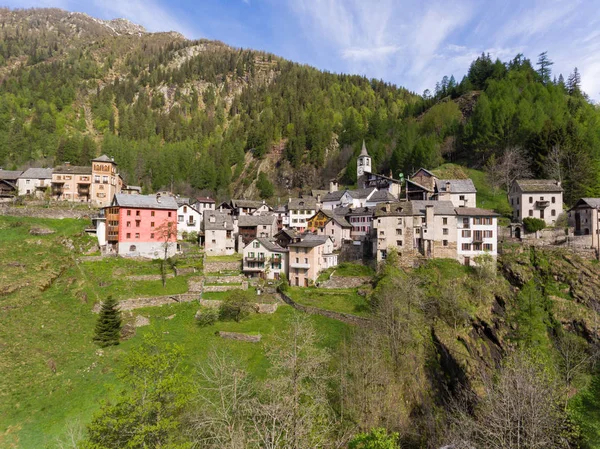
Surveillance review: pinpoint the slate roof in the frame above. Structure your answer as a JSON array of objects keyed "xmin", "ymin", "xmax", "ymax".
[
  {"xmin": 288, "ymin": 197, "xmax": 317, "ymax": 210},
  {"xmin": 320, "ymin": 209, "xmax": 351, "ymax": 228},
  {"xmin": 238, "ymin": 214, "xmax": 277, "ymax": 227},
  {"xmin": 254, "ymin": 237, "xmax": 289, "ymax": 253},
  {"xmin": 288, "ymin": 234, "xmax": 330, "ymax": 248},
  {"xmin": 411, "ymin": 167, "xmax": 436, "ymax": 178},
  {"xmin": 203, "ymin": 212, "xmax": 234, "ymax": 231},
  {"xmin": 93, "ymin": 155, "xmax": 116, "ymax": 163},
  {"xmin": 54, "ymin": 165, "xmax": 92, "ymax": 175},
  {"xmin": 19, "ymin": 168, "xmax": 53, "ymax": 179},
  {"xmin": 514, "ymin": 179, "xmax": 563, "ymax": 193},
  {"xmin": 195, "ymin": 196, "xmax": 215, "ymax": 203},
  {"xmin": 0, "ymin": 170, "xmax": 23, "ymax": 181},
  {"xmin": 406, "ymin": 178, "xmax": 433, "ymax": 192},
  {"xmin": 346, "ymin": 206, "xmax": 376, "ymax": 216},
  {"xmin": 368, "ymin": 190, "xmax": 398, "ymax": 203},
  {"xmin": 275, "ymin": 228, "xmax": 301, "ymax": 240},
  {"xmin": 359, "ymin": 140, "xmax": 369, "ymax": 157},
  {"xmin": 311, "ymin": 189, "xmax": 329, "ymax": 198},
  {"xmin": 374, "ymin": 201, "xmax": 415, "ymax": 217},
  {"xmin": 569, "ymin": 198, "xmax": 600, "ymax": 211},
  {"xmin": 411, "ymin": 200, "xmax": 456, "ymax": 216},
  {"xmin": 435, "ymin": 179, "xmax": 477, "ymax": 194},
  {"xmin": 454, "ymin": 207, "xmax": 500, "ymax": 217},
  {"xmin": 349, "ymin": 187, "xmax": 377, "ymax": 199},
  {"xmin": 176, "ymin": 197, "xmax": 191, "ymax": 207},
  {"xmin": 113, "ymin": 193, "xmax": 178, "ymax": 210},
  {"xmin": 231, "ymin": 199, "xmax": 264, "ymax": 209},
  {"xmin": 322, "ymin": 190, "xmax": 347, "ymax": 202}
]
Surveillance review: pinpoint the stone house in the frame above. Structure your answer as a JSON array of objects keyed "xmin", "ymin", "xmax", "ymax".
[
  {"xmin": 435, "ymin": 179, "xmax": 477, "ymax": 207},
  {"xmin": 288, "ymin": 235, "xmax": 337, "ymax": 287},
  {"xmin": 365, "ymin": 190, "xmax": 398, "ymax": 206},
  {"xmin": 568, "ymin": 198, "xmax": 600, "ymax": 251},
  {"xmin": 230, "ymin": 199, "xmax": 270, "ymax": 216},
  {"xmin": 274, "ymin": 228, "xmax": 301, "ymax": 248},
  {"xmin": 306, "ymin": 209, "xmax": 351, "ymax": 250},
  {"xmin": 104, "ymin": 193, "xmax": 178, "ymax": 258},
  {"xmin": 509, "ymin": 179, "xmax": 563, "ymax": 226},
  {"xmin": 91, "ymin": 155, "xmax": 121, "ymax": 207},
  {"xmin": 321, "ymin": 188, "xmax": 378, "ymax": 210},
  {"xmin": 202, "ymin": 212, "xmax": 235, "ymax": 256},
  {"xmin": 17, "ymin": 168, "xmax": 53, "ymax": 197},
  {"xmin": 242, "ymin": 237, "xmax": 288, "ymax": 280},
  {"xmin": 52, "ymin": 165, "xmax": 93, "ymax": 202},
  {"xmin": 0, "ymin": 170, "xmax": 22, "ymax": 196},
  {"xmin": 345, "ymin": 206, "xmax": 376, "ymax": 241},
  {"xmin": 237, "ymin": 214, "xmax": 279, "ymax": 248},
  {"xmin": 455, "ymin": 207, "xmax": 500, "ymax": 266},
  {"xmin": 176, "ymin": 203, "xmax": 202, "ymax": 239},
  {"xmin": 192, "ymin": 196, "xmax": 215, "ymax": 217},
  {"xmin": 372, "ymin": 200, "xmax": 457, "ymax": 264},
  {"xmin": 288, "ymin": 197, "xmax": 318, "ymax": 231}
]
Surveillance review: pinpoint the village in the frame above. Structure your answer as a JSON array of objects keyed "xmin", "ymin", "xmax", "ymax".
[{"xmin": 1, "ymin": 141, "xmax": 599, "ymax": 288}]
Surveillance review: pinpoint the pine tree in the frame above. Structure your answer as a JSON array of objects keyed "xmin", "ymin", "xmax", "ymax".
[
  {"xmin": 93, "ymin": 296, "xmax": 122, "ymax": 347},
  {"xmin": 566, "ymin": 67, "xmax": 581, "ymax": 95},
  {"xmin": 536, "ymin": 51, "xmax": 553, "ymax": 84}
]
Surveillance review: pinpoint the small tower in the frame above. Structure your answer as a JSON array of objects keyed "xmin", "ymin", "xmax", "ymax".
[{"xmin": 357, "ymin": 140, "xmax": 372, "ymax": 179}]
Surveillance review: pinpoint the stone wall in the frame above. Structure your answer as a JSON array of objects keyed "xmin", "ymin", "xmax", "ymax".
[
  {"xmin": 218, "ymin": 331, "xmax": 261, "ymax": 342},
  {"xmin": 320, "ymin": 276, "xmax": 371, "ymax": 289},
  {"xmin": 92, "ymin": 293, "xmax": 198, "ymax": 312},
  {"xmin": 203, "ymin": 260, "xmax": 241, "ymax": 273},
  {"xmin": 0, "ymin": 204, "xmax": 94, "ymax": 220},
  {"xmin": 203, "ymin": 282, "xmax": 248, "ymax": 292},
  {"xmin": 205, "ymin": 275, "xmax": 246, "ymax": 284}
]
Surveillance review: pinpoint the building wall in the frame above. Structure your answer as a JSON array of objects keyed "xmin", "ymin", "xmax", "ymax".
[
  {"xmin": 177, "ymin": 205, "xmax": 202, "ymax": 238},
  {"xmin": 438, "ymin": 192, "xmax": 477, "ymax": 208},
  {"xmin": 117, "ymin": 207, "xmax": 177, "ymax": 252},
  {"xmin": 52, "ymin": 173, "xmax": 92, "ymax": 202},
  {"xmin": 289, "ymin": 208, "xmax": 316, "ymax": 231},
  {"xmin": 242, "ymin": 241, "xmax": 288, "ymax": 280},
  {"xmin": 117, "ymin": 241, "xmax": 176, "ymax": 259},
  {"xmin": 456, "ymin": 216, "xmax": 498, "ymax": 265},
  {"xmin": 195, "ymin": 201, "xmax": 215, "ymax": 218},
  {"xmin": 349, "ymin": 214, "xmax": 374, "ymax": 241},
  {"xmin": 321, "ymin": 221, "xmax": 349, "ymax": 250},
  {"xmin": 204, "ymin": 229, "xmax": 235, "ymax": 255},
  {"xmin": 509, "ymin": 190, "xmax": 563, "ymax": 225},
  {"xmin": 17, "ymin": 177, "xmax": 51, "ymax": 197},
  {"xmin": 91, "ymin": 161, "xmax": 119, "ymax": 207}
]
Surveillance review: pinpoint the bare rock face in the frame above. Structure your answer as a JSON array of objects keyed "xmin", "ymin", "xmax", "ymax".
[
  {"xmin": 134, "ymin": 315, "xmax": 150, "ymax": 327},
  {"xmin": 217, "ymin": 331, "xmax": 261, "ymax": 343},
  {"xmin": 29, "ymin": 227, "xmax": 55, "ymax": 235}
]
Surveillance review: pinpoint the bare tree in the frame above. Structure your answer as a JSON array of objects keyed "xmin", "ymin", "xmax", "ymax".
[
  {"xmin": 54, "ymin": 419, "xmax": 84, "ymax": 449},
  {"xmin": 546, "ymin": 144, "xmax": 564, "ymax": 184},
  {"xmin": 156, "ymin": 219, "xmax": 177, "ymax": 287},
  {"xmin": 492, "ymin": 147, "xmax": 533, "ymax": 190},
  {"xmin": 554, "ymin": 332, "xmax": 597, "ymax": 409}
]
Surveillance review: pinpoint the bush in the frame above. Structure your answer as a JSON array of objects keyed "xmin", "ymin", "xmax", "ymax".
[
  {"xmin": 279, "ymin": 274, "xmax": 290, "ymax": 293},
  {"xmin": 523, "ymin": 217, "xmax": 546, "ymax": 233},
  {"xmin": 219, "ymin": 290, "xmax": 255, "ymax": 322},
  {"xmin": 349, "ymin": 428, "xmax": 400, "ymax": 448},
  {"xmin": 194, "ymin": 306, "xmax": 219, "ymax": 326}
]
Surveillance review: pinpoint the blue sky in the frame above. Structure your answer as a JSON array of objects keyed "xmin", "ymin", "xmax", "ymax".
[{"xmin": 7, "ymin": 0, "xmax": 600, "ymax": 99}]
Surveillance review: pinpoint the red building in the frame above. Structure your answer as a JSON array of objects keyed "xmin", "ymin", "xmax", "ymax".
[{"xmin": 104, "ymin": 193, "xmax": 178, "ymax": 258}]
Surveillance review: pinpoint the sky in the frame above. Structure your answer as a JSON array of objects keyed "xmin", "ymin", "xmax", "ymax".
[{"xmin": 5, "ymin": 0, "xmax": 600, "ymax": 100}]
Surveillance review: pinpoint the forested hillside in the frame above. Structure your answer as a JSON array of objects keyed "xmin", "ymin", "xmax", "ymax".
[{"xmin": 1, "ymin": 8, "xmax": 599, "ymax": 203}]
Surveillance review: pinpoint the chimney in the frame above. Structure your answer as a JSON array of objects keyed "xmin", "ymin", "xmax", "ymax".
[
  {"xmin": 330, "ymin": 180, "xmax": 339, "ymax": 192},
  {"xmin": 445, "ymin": 181, "xmax": 451, "ymax": 192},
  {"xmin": 64, "ymin": 162, "xmax": 71, "ymax": 167},
  {"xmin": 223, "ymin": 221, "xmax": 227, "ymax": 228},
  {"xmin": 156, "ymin": 193, "xmax": 161, "ymax": 203},
  {"xmin": 317, "ymin": 194, "xmax": 321, "ymax": 203},
  {"xmin": 209, "ymin": 215, "xmax": 216, "ymax": 223},
  {"xmin": 425, "ymin": 204, "xmax": 434, "ymax": 225},
  {"xmin": 385, "ymin": 203, "xmax": 391, "ymax": 213},
  {"xmin": 288, "ymin": 197, "xmax": 292, "ymax": 204}
]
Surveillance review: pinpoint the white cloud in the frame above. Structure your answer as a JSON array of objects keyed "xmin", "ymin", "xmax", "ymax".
[{"xmin": 342, "ymin": 45, "xmax": 400, "ymax": 62}]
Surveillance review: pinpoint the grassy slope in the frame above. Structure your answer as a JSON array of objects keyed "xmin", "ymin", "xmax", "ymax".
[
  {"xmin": 287, "ymin": 287, "xmax": 371, "ymax": 317},
  {"xmin": 0, "ymin": 216, "xmax": 349, "ymax": 449}
]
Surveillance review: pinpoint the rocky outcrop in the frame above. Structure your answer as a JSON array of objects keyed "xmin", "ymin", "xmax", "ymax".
[{"xmin": 217, "ymin": 331, "xmax": 261, "ymax": 343}]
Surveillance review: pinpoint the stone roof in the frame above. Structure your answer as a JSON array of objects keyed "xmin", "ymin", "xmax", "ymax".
[
  {"xmin": 411, "ymin": 200, "xmax": 456, "ymax": 216},
  {"xmin": 406, "ymin": 179, "xmax": 433, "ymax": 192},
  {"xmin": 320, "ymin": 209, "xmax": 351, "ymax": 228},
  {"xmin": 368, "ymin": 190, "xmax": 398, "ymax": 203},
  {"xmin": 349, "ymin": 187, "xmax": 377, "ymax": 199},
  {"xmin": 322, "ymin": 190, "xmax": 347, "ymax": 202},
  {"xmin": 411, "ymin": 167, "xmax": 436, "ymax": 178},
  {"xmin": 435, "ymin": 179, "xmax": 477, "ymax": 194},
  {"xmin": 93, "ymin": 154, "xmax": 116, "ymax": 163},
  {"xmin": 0, "ymin": 170, "xmax": 23, "ymax": 181},
  {"xmin": 569, "ymin": 198, "xmax": 600, "ymax": 211},
  {"xmin": 254, "ymin": 237, "xmax": 288, "ymax": 253},
  {"xmin": 288, "ymin": 197, "xmax": 317, "ymax": 210},
  {"xmin": 275, "ymin": 228, "xmax": 301, "ymax": 240},
  {"xmin": 113, "ymin": 193, "xmax": 178, "ymax": 210},
  {"xmin": 176, "ymin": 197, "xmax": 191, "ymax": 207},
  {"xmin": 19, "ymin": 168, "xmax": 53, "ymax": 179},
  {"xmin": 514, "ymin": 179, "xmax": 563, "ymax": 193},
  {"xmin": 288, "ymin": 234, "xmax": 330, "ymax": 248},
  {"xmin": 54, "ymin": 165, "xmax": 92, "ymax": 175},
  {"xmin": 347, "ymin": 206, "xmax": 376, "ymax": 216},
  {"xmin": 454, "ymin": 207, "xmax": 500, "ymax": 217},
  {"xmin": 195, "ymin": 196, "xmax": 215, "ymax": 203},
  {"xmin": 359, "ymin": 140, "xmax": 369, "ymax": 157},
  {"xmin": 231, "ymin": 199, "xmax": 264, "ymax": 209},
  {"xmin": 238, "ymin": 214, "xmax": 277, "ymax": 227},
  {"xmin": 374, "ymin": 201, "xmax": 415, "ymax": 217},
  {"xmin": 204, "ymin": 212, "xmax": 234, "ymax": 231}
]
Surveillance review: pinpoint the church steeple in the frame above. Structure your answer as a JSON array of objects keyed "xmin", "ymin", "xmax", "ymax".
[{"xmin": 357, "ymin": 140, "xmax": 372, "ymax": 178}]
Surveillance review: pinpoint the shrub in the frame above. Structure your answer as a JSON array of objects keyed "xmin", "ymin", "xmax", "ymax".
[
  {"xmin": 194, "ymin": 306, "xmax": 219, "ymax": 326},
  {"xmin": 219, "ymin": 290, "xmax": 254, "ymax": 322},
  {"xmin": 279, "ymin": 274, "xmax": 290, "ymax": 293},
  {"xmin": 349, "ymin": 428, "xmax": 400, "ymax": 448},
  {"xmin": 523, "ymin": 217, "xmax": 546, "ymax": 233}
]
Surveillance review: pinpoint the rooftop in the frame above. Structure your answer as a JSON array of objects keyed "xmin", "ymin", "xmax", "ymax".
[
  {"xmin": 231, "ymin": 199, "xmax": 265, "ymax": 209},
  {"xmin": 92, "ymin": 154, "xmax": 116, "ymax": 163},
  {"xmin": 514, "ymin": 179, "xmax": 563, "ymax": 193},
  {"xmin": 320, "ymin": 209, "xmax": 351, "ymax": 228},
  {"xmin": 0, "ymin": 170, "xmax": 24, "ymax": 181},
  {"xmin": 204, "ymin": 212, "xmax": 234, "ymax": 231},
  {"xmin": 454, "ymin": 207, "xmax": 500, "ymax": 217},
  {"xmin": 238, "ymin": 214, "xmax": 277, "ymax": 227},
  {"xmin": 368, "ymin": 190, "xmax": 398, "ymax": 202},
  {"xmin": 19, "ymin": 168, "xmax": 53, "ymax": 179},
  {"xmin": 411, "ymin": 200, "xmax": 457, "ymax": 216},
  {"xmin": 53, "ymin": 165, "xmax": 92, "ymax": 175},
  {"xmin": 288, "ymin": 197, "xmax": 317, "ymax": 210},
  {"xmin": 253, "ymin": 237, "xmax": 289, "ymax": 253},
  {"xmin": 569, "ymin": 198, "xmax": 600, "ymax": 211},
  {"xmin": 112, "ymin": 193, "xmax": 178, "ymax": 210},
  {"xmin": 288, "ymin": 234, "xmax": 330, "ymax": 248},
  {"xmin": 196, "ymin": 196, "xmax": 215, "ymax": 203},
  {"xmin": 435, "ymin": 179, "xmax": 477, "ymax": 194}
]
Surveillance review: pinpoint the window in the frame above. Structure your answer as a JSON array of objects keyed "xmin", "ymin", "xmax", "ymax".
[
  {"xmin": 296, "ymin": 257, "xmax": 299, "ymax": 263},
  {"xmin": 151, "ymin": 211, "xmax": 155, "ymax": 217},
  {"xmin": 459, "ymin": 195, "xmax": 465, "ymax": 201},
  {"xmin": 103, "ymin": 176, "xmax": 108, "ymax": 184},
  {"xmin": 396, "ymin": 229, "xmax": 402, "ymax": 235},
  {"xmin": 126, "ymin": 221, "xmax": 131, "ymax": 228},
  {"xmin": 484, "ymin": 230, "xmax": 493, "ymax": 238},
  {"xmin": 472, "ymin": 243, "xmax": 482, "ymax": 251},
  {"xmin": 379, "ymin": 230, "xmax": 384, "ymax": 236},
  {"xmin": 168, "ymin": 212, "xmax": 172, "ymax": 217},
  {"xmin": 212, "ymin": 240, "xmax": 216, "ymax": 244},
  {"xmin": 304, "ymin": 258, "xmax": 308, "ymax": 264},
  {"xmin": 397, "ymin": 218, "xmax": 403, "ymax": 225},
  {"xmin": 442, "ymin": 217, "xmax": 447, "ymax": 225},
  {"xmin": 129, "ymin": 245, "xmax": 136, "ymax": 252},
  {"xmin": 396, "ymin": 240, "xmax": 403, "ymax": 247},
  {"xmin": 135, "ymin": 233, "xmax": 140, "ymax": 239},
  {"xmin": 126, "ymin": 233, "xmax": 131, "ymax": 238},
  {"xmin": 94, "ymin": 175, "xmax": 100, "ymax": 183},
  {"xmin": 529, "ymin": 196, "xmax": 533, "ymax": 203},
  {"xmin": 178, "ymin": 215, "xmax": 184, "ymax": 222},
  {"xmin": 483, "ymin": 243, "xmax": 493, "ymax": 251},
  {"xmin": 552, "ymin": 197, "xmax": 556, "ymax": 204},
  {"xmin": 462, "ymin": 230, "xmax": 471, "ymax": 238},
  {"xmin": 540, "ymin": 196, "xmax": 544, "ymax": 201},
  {"xmin": 462, "ymin": 243, "xmax": 470, "ymax": 251},
  {"xmin": 422, "ymin": 217, "xmax": 426, "ymax": 224},
  {"xmin": 150, "ymin": 233, "xmax": 155, "ymax": 239},
  {"xmin": 151, "ymin": 222, "xmax": 155, "ymax": 227},
  {"xmin": 253, "ymin": 241, "xmax": 260, "ymax": 248},
  {"xmin": 127, "ymin": 210, "xmax": 131, "ymax": 216},
  {"xmin": 443, "ymin": 228, "xmax": 448, "ymax": 235},
  {"xmin": 136, "ymin": 210, "xmax": 140, "ymax": 216},
  {"xmin": 551, "ymin": 209, "xmax": 556, "ymax": 216},
  {"xmin": 380, "ymin": 250, "xmax": 387, "ymax": 259},
  {"xmin": 135, "ymin": 220, "xmax": 140, "ymax": 227},
  {"xmin": 183, "ymin": 206, "xmax": 187, "ymax": 213},
  {"xmin": 529, "ymin": 210, "xmax": 533, "ymax": 217},
  {"xmin": 443, "ymin": 240, "xmax": 448, "ymax": 246}
]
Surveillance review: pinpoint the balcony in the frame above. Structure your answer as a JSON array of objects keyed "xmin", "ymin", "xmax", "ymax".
[
  {"xmin": 243, "ymin": 264, "xmax": 265, "ymax": 271},
  {"xmin": 457, "ymin": 222, "xmax": 471, "ymax": 229},
  {"xmin": 536, "ymin": 200, "xmax": 550, "ymax": 208},
  {"xmin": 186, "ymin": 221, "xmax": 197, "ymax": 227},
  {"xmin": 290, "ymin": 261, "xmax": 310, "ymax": 269},
  {"xmin": 245, "ymin": 256, "xmax": 266, "ymax": 262}
]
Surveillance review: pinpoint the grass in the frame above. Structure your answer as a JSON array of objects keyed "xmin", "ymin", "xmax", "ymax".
[
  {"xmin": 0, "ymin": 215, "xmax": 350, "ymax": 449},
  {"xmin": 287, "ymin": 287, "xmax": 371, "ymax": 317},
  {"xmin": 317, "ymin": 263, "xmax": 375, "ymax": 282},
  {"xmin": 205, "ymin": 254, "xmax": 242, "ymax": 263}
]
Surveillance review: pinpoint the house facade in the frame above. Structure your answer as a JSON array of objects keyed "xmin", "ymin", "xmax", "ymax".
[
  {"xmin": 192, "ymin": 197, "xmax": 216, "ymax": 217},
  {"xmin": 509, "ymin": 179, "xmax": 563, "ymax": 226},
  {"xmin": 435, "ymin": 179, "xmax": 477, "ymax": 208},
  {"xmin": 455, "ymin": 208, "xmax": 499, "ymax": 265},
  {"xmin": 306, "ymin": 210, "xmax": 351, "ymax": 250},
  {"xmin": 346, "ymin": 207, "xmax": 376, "ymax": 241},
  {"xmin": 177, "ymin": 203, "xmax": 202, "ymax": 238},
  {"xmin": 568, "ymin": 198, "xmax": 600, "ymax": 252},
  {"xmin": 202, "ymin": 212, "xmax": 235, "ymax": 255},
  {"xmin": 91, "ymin": 155, "xmax": 120, "ymax": 207},
  {"xmin": 17, "ymin": 168, "xmax": 53, "ymax": 197},
  {"xmin": 242, "ymin": 238, "xmax": 288, "ymax": 280},
  {"xmin": 104, "ymin": 193, "xmax": 178, "ymax": 258},
  {"xmin": 288, "ymin": 197, "xmax": 317, "ymax": 231},
  {"xmin": 237, "ymin": 214, "xmax": 278, "ymax": 248},
  {"xmin": 52, "ymin": 165, "xmax": 93, "ymax": 202},
  {"xmin": 288, "ymin": 235, "xmax": 337, "ymax": 286}
]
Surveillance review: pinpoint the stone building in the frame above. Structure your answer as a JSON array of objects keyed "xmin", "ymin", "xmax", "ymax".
[
  {"xmin": 568, "ymin": 198, "xmax": 600, "ymax": 253},
  {"xmin": 306, "ymin": 209, "xmax": 351, "ymax": 250},
  {"xmin": 242, "ymin": 237, "xmax": 288, "ymax": 280},
  {"xmin": 509, "ymin": 179, "xmax": 563, "ymax": 226},
  {"xmin": 288, "ymin": 235, "xmax": 337, "ymax": 286},
  {"xmin": 202, "ymin": 212, "xmax": 235, "ymax": 256},
  {"xmin": 435, "ymin": 179, "xmax": 477, "ymax": 207},
  {"xmin": 237, "ymin": 214, "xmax": 278, "ymax": 248},
  {"xmin": 17, "ymin": 168, "xmax": 53, "ymax": 197},
  {"xmin": 455, "ymin": 207, "xmax": 500, "ymax": 265}
]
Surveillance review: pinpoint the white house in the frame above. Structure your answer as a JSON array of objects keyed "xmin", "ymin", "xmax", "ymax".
[
  {"xmin": 17, "ymin": 168, "xmax": 53, "ymax": 197},
  {"xmin": 192, "ymin": 196, "xmax": 216, "ymax": 217},
  {"xmin": 509, "ymin": 179, "xmax": 564, "ymax": 226},
  {"xmin": 322, "ymin": 188, "xmax": 377, "ymax": 210},
  {"xmin": 202, "ymin": 212, "xmax": 235, "ymax": 255},
  {"xmin": 455, "ymin": 207, "xmax": 499, "ymax": 266},
  {"xmin": 435, "ymin": 179, "xmax": 477, "ymax": 208},
  {"xmin": 177, "ymin": 203, "xmax": 202, "ymax": 238},
  {"xmin": 288, "ymin": 197, "xmax": 318, "ymax": 231},
  {"xmin": 242, "ymin": 238, "xmax": 288, "ymax": 280}
]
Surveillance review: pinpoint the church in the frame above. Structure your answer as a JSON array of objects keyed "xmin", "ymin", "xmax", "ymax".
[{"xmin": 356, "ymin": 141, "xmax": 402, "ymax": 199}]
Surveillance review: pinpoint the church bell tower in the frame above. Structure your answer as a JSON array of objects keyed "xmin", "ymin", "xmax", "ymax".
[{"xmin": 357, "ymin": 140, "xmax": 372, "ymax": 179}]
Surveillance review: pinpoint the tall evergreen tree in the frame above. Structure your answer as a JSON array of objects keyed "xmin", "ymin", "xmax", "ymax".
[
  {"xmin": 93, "ymin": 296, "xmax": 122, "ymax": 347},
  {"xmin": 536, "ymin": 51, "xmax": 554, "ymax": 84}
]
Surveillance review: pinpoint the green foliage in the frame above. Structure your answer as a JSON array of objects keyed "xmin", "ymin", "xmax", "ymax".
[
  {"xmin": 349, "ymin": 428, "xmax": 400, "ymax": 449},
  {"xmin": 93, "ymin": 296, "xmax": 122, "ymax": 348},
  {"xmin": 219, "ymin": 289, "xmax": 255, "ymax": 322},
  {"xmin": 512, "ymin": 280, "xmax": 549, "ymax": 349},
  {"xmin": 523, "ymin": 217, "xmax": 546, "ymax": 233},
  {"xmin": 256, "ymin": 171, "xmax": 274, "ymax": 199},
  {"xmin": 194, "ymin": 305, "xmax": 219, "ymax": 327},
  {"xmin": 81, "ymin": 333, "xmax": 191, "ymax": 448}
]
